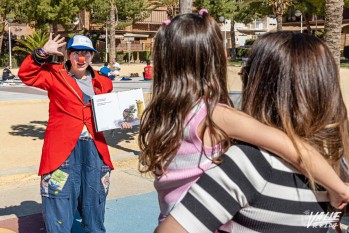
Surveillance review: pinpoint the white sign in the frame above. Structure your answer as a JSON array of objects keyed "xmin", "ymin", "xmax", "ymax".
[{"xmin": 124, "ymin": 37, "xmax": 135, "ymax": 41}]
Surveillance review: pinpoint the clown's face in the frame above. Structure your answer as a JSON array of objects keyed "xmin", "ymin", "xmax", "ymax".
[{"xmin": 69, "ymin": 50, "xmax": 94, "ymax": 72}]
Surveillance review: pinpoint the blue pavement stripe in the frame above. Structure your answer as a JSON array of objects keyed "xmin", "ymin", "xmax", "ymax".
[
  {"xmin": 0, "ymin": 92, "xmax": 48, "ymax": 101},
  {"xmin": 2, "ymin": 191, "xmax": 348, "ymax": 233},
  {"xmin": 72, "ymin": 191, "xmax": 159, "ymax": 233},
  {"xmin": 0, "ymin": 165, "xmax": 38, "ymax": 176}
]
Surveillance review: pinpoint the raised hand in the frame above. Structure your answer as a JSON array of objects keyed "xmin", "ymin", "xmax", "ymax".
[{"xmin": 43, "ymin": 33, "xmax": 66, "ymax": 56}]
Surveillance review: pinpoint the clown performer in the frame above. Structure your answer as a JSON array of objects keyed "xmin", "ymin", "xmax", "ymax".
[{"xmin": 18, "ymin": 34, "xmax": 131, "ymax": 233}]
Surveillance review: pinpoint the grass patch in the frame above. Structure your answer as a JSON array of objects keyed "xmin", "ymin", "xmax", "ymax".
[
  {"xmin": 228, "ymin": 59, "xmax": 245, "ymax": 67},
  {"xmin": 341, "ymin": 60, "xmax": 349, "ymax": 68}
]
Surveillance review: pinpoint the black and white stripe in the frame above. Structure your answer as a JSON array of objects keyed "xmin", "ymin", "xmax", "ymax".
[{"xmin": 171, "ymin": 143, "xmax": 331, "ymax": 233}]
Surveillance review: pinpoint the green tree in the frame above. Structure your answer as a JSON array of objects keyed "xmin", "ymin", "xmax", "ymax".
[
  {"xmin": 16, "ymin": 0, "xmax": 92, "ymax": 33},
  {"xmin": 195, "ymin": 0, "xmax": 238, "ymax": 58},
  {"xmin": 292, "ymin": 1, "xmax": 322, "ymax": 34},
  {"xmin": 195, "ymin": 0, "xmax": 236, "ymax": 20},
  {"xmin": 90, "ymin": 0, "xmax": 150, "ymax": 62},
  {"xmin": 0, "ymin": 0, "xmax": 17, "ymax": 56},
  {"xmin": 324, "ymin": 0, "xmax": 344, "ymax": 66},
  {"xmin": 12, "ymin": 30, "xmax": 49, "ymax": 55}
]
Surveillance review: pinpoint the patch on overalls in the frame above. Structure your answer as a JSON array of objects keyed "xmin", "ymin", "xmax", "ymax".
[
  {"xmin": 49, "ymin": 169, "xmax": 69, "ymax": 191},
  {"xmin": 41, "ymin": 174, "xmax": 51, "ymax": 197},
  {"xmin": 101, "ymin": 172, "xmax": 110, "ymax": 193}
]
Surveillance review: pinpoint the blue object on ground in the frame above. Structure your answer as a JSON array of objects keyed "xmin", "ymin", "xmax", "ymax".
[
  {"xmin": 72, "ymin": 192, "xmax": 159, "ymax": 233},
  {"xmin": 121, "ymin": 77, "xmax": 132, "ymax": 81}
]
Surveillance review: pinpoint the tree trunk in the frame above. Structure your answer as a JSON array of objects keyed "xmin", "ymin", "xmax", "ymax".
[
  {"xmin": 180, "ymin": 0, "xmax": 192, "ymax": 14},
  {"xmin": 305, "ymin": 12, "xmax": 312, "ymax": 34},
  {"xmin": 167, "ymin": 6, "xmax": 175, "ymax": 19},
  {"xmin": 52, "ymin": 22, "xmax": 59, "ymax": 34},
  {"xmin": 0, "ymin": 24, "xmax": 5, "ymax": 56},
  {"xmin": 230, "ymin": 18, "xmax": 237, "ymax": 60},
  {"xmin": 109, "ymin": 1, "xmax": 116, "ymax": 63},
  {"xmin": 324, "ymin": 0, "xmax": 344, "ymax": 66},
  {"xmin": 276, "ymin": 14, "xmax": 283, "ymax": 31}
]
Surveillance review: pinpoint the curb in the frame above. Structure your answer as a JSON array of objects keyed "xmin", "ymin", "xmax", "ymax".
[
  {"xmin": 0, "ymin": 99, "xmax": 49, "ymax": 105},
  {"xmin": 0, "ymin": 153, "xmax": 138, "ymax": 185}
]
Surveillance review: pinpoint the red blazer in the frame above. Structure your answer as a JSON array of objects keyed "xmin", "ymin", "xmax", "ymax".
[{"xmin": 18, "ymin": 55, "xmax": 114, "ymax": 175}]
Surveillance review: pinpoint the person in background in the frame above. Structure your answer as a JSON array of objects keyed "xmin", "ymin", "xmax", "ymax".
[
  {"xmin": 99, "ymin": 62, "xmax": 115, "ymax": 80},
  {"xmin": 155, "ymin": 31, "xmax": 349, "ymax": 233},
  {"xmin": 143, "ymin": 60, "xmax": 153, "ymax": 80},
  {"xmin": 18, "ymin": 34, "xmax": 130, "ymax": 233},
  {"xmin": 138, "ymin": 11, "xmax": 349, "ymax": 232},
  {"xmin": 111, "ymin": 58, "xmax": 121, "ymax": 77},
  {"xmin": 2, "ymin": 64, "xmax": 15, "ymax": 81}
]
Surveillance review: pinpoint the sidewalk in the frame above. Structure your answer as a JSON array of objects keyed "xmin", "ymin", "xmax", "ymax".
[{"xmin": 1, "ymin": 64, "xmax": 349, "ymax": 232}]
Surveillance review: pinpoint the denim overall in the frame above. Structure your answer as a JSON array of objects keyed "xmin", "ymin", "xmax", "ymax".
[{"xmin": 41, "ymin": 93, "xmax": 111, "ymax": 233}]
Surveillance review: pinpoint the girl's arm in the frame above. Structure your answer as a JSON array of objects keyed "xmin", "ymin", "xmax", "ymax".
[
  {"xmin": 155, "ymin": 215, "xmax": 186, "ymax": 233},
  {"xmin": 210, "ymin": 105, "xmax": 349, "ymax": 208}
]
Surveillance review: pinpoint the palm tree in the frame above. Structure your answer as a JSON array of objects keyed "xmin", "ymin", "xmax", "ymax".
[
  {"xmin": 323, "ymin": 0, "xmax": 344, "ymax": 66},
  {"xmin": 180, "ymin": 0, "xmax": 192, "ymax": 13},
  {"xmin": 149, "ymin": 0, "xmax": 179, "ymax": 19},
  {"xmin": 109, "ymin": 0, "xmax": 117, "ymax": 63},
  {"xmin": 266, "ymin": 0, "xmax": 293, "ymax": 31},
  {"xmin": 12, "ymin": 31, "xmax": 49, "ymax": 55}
]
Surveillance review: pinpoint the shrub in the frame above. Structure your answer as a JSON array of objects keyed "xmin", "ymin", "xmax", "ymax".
[
  {"xmin": 244, "ymin": 38, "xmax": 255, "ymax": 46},
  {"xmin": 236, "ymin": 48, "xmax": 250, "ymax": 58},
  {"xmin": 116, "ymin": 52, "xmax": 124, "ymax": 63},
  {"xmin": 0, "ymin": 54, "xmax": 26, "ymax": 68},
  {"xmin": 344, "ymin": 46, "xmax": 349, "ymax": 59},
  {"xmin": 139, "ymin": 51, "xmax": 152, "ymax": 63},
  {"xmin": 132, "ymin": 51, "xmax": 138, "ymax": 62}
]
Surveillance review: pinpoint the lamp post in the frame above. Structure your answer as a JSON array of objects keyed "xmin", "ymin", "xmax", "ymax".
[
  {"xmin": 315, "ymin": 15, "xmax": 318, "ymax": 36},
  {"xmin": 219, "ymin": 16, "xmax": 227, "ymax": 54},
  {"xmin": 105, "ymin": 21, "xmax": 108, "ymax": 63},
  {"xmin": 105, "ymin": 19, "xmax": 109, "ymax": 63},
  {"xmin": 8, "ymin": 15, "xmax": 13, "ymax": 68},
  {"xmin": 294, "ymin": 10, "xmax": 303, "ymax": 33},
  {"xmin": 72, "ymin": 16, "xmax": 79, "ymax": 27}
]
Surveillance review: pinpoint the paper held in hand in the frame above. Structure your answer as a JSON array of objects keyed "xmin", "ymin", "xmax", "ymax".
[{"xmin": 91, "ymin": 88, "xmax": 145, "ymax": 132}]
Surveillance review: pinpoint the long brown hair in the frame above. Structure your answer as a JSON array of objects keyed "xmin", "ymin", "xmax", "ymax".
[
  {"xmin": 138, "ymin": 12, "xmax": 233, "ymax": 175},
  {"xmin": 240, "ymin": 31, "xmax": 349, "ymax": 181}
]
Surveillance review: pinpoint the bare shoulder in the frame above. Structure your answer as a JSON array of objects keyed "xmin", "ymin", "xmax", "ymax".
[
  {"xmin": 213, "ymin": 104, "xmax": 239, "ymax": 119},
  {"xmin": 212, "ymin": 104, "xmax": 254, "ymax": 136}
]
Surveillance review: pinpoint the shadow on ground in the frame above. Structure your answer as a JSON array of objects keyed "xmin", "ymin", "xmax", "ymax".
[
  {"xmin": 104, "ymin": 125, "xmax": 140, "ymax": 155},
  {"xmin": 0, "ymin": 201, "xmax": 45, "ymax": 233},
  {"xmin": 9, "ymin": 121, "xmax": 47, "ymax": 140},
  {"xmin": 8, "ymin": 120, "xmax": 140, "ymax": 154}
]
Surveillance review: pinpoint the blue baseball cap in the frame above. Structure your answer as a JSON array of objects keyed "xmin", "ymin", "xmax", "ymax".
[{"xmin": 67, "ymin": 35, "xmax": 98, "ymax": 53}]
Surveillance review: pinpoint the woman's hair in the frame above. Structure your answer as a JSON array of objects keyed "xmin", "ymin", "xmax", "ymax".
[
  {"xmin": 240, "ymin": 31, "xmax": 349, "ymax": 181},
  {"xmin": 138, "ymin": 12, "xmax": 233, "ymax": 175}
]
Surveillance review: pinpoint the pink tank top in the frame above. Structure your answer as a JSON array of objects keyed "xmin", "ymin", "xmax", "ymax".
[{"xmin": 154, "ymin": 100, "xmax": 220, "ymax": 222}]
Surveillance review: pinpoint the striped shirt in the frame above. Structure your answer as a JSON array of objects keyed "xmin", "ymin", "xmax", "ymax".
[
  {"xmin": 154, "ymin": 101, "xmax": 220, "ymax": 222},
  {"xmin": 171, "ymin": 143, "xmax": 333, "ymax": 233}
]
